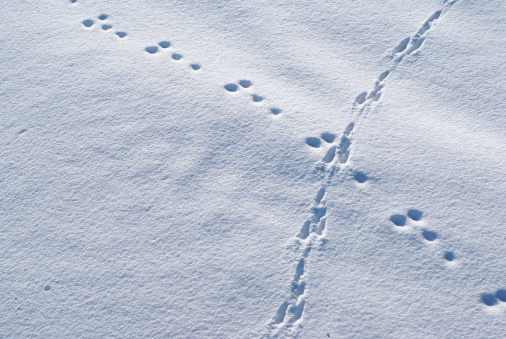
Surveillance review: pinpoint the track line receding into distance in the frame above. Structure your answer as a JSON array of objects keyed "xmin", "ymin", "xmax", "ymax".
[{"xmin": 265, "ymin": 1, "xmax": 460, "ymax": 337}]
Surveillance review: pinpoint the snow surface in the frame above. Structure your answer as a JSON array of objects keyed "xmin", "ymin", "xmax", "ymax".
[{"xmin": 1, "ymin": 0, "xmax": 505, "ymax": 338}]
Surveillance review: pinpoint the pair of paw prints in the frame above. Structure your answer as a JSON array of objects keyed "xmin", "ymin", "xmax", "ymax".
[
  {"xmin": 390, "ymin": 209, "xmax": 423, "ymax": 226},
  {"xmin": 481, "ymin": 289, "xmax": 506, "ymax": 307},
  {"xmin": 306, "ymin": 132, "xmax": 336, "ymax": 148},
  {"xmin": 144, "ymin": 41, "xmax": 201, "ymax": 71},
  {"xmin": 82, "ymin": 14, "xmax": 127, "ymax": 38},
  {"xmin": 389, "ymin": 209, "xmax": 436, "ymax": 240},
  {"xmin": 224, "ymin": 80, "xmax": 281, "ymax": 115}
]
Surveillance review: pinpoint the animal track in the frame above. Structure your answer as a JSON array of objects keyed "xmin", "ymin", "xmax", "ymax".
[
  {"xmin": 158, "ymin": 41, "xmax": 171, "ymax": 48},
  {"xmin": 443, "ymin": 251, "xmax": 454, "ymax": 261},
  {"xmin": 422, "ymin": 230, "xmax": 437, "ymax": 241},
  {"xmin": 407, "ymin": 209, "xmax": 423, "ymax": 221},
  {"xmin": 321, "ymin": 132, "xmax": 336, "ymax": 143},
  {"xmin": 270, "ymin": 250, "xmax": 311, "ymax": 330},
  {"xmin": 252, "ymin": 94, "xmax": 264, "ymax": 102},
  {"xmin": 72, "ymin": 3, "xmax": 473, "ymax": 333},
  {"xmin": 223, "ymin": 80, "xmax": 281, "ymax": 115},
  {"xmin": 390, "ymin": 214, "xmax": 406, "ymax": 227},
  {"xmin": 82, "ymin": 19, "xmax": 94, "ymax": 28},
  {"xmin": 481, "ymin": 290, "xmax": 506, "ymax": 306},
  {"xmin": 388, "ymin": 209, "xmax": 454, "ymax": 262},
  {"xmin": 143, "ymin": 40, "xmax": 201, "ymax": 71},
  {"xmin": 391, "ymin": 9, "xmax": 445, "ymax": 58},
  {"xmin": 305, "ymin": 137, "xmax": 321, "ymax": 148},
  {"xmin": 145, "ymin": 46, "xmax": 159, "ymax": 54},
  {"xmin": 353, "ymin": 171, "xmax": 368, "ymax": 183},
  {"xmin": 239, "ymin": 80, "xmax": 252, "ymax": 88},
  {"xmin": 268, "ymin": 23, "xmax": 445, "ymax": 327},
  {"xmin": 81, "ymin": 14, "xmax": 128, "ymax": 39},
  {"xmin": 224, "ymin": 83, "xmax": 239, "ymax": 92},
  {"xmin": 394, "ymin": 37, "xmax": 410, "ymax": 53},
  {"xmin": 305, "ymin": 133, "xmax": 336, "ymax": 148},
  {"xmin": 304, "ymin": 132, "xmax": 341, "ymax": 165},
  {"xmin": 355, "ymin": 92, "xmax": 367, "ymax": 104},
  {"xmin": 296, "ymin": 188, "xmax": 328, "ymax": 240}
]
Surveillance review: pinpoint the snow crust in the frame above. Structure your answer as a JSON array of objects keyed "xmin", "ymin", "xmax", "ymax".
[{"xmin": 0, "ymin": 0, "xmax": 505, "ymax": 337}]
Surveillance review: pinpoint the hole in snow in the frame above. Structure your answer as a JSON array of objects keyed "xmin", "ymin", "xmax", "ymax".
[
  {"xmin": 82, "ymin": 19, "xmax": 94, "ymax": 28},
  {"xmin": 306, "ymin": 137, "xmax": 321, "ymax": 148},
  {"xmin": 390, "ymin": 214, "xmax": 406, "ymax": 226}
]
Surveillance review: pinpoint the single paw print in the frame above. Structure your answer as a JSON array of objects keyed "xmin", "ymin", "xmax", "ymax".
[{"xmin": 481, "ymin": 289, "xmax": 506, "ymax": 306}]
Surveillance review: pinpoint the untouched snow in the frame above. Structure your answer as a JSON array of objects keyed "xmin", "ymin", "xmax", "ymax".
[{"xmin": 0, "ymin": 0, "xmax": 505, "ymax": 338}]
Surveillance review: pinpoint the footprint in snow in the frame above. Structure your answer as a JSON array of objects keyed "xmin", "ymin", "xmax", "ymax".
[
  {"xmin": 388, "ymin": 208, "xmax": 455, "ymax": 262},
  {"xmin": 224, "ymin": 80, "xmax": 281, "ymax": 115}
]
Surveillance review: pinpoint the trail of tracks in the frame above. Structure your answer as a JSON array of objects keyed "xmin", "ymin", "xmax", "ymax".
[
  {"xmin": 71, "ymin": 0, "xmax": 504, "ymax": 335},
  {"xmin": 265, "ymin": 1, "xmax": 461, "ymax": 337}
]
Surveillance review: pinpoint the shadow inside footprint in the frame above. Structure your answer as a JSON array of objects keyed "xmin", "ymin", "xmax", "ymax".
[
  {"xmin": 407, "ymin": 209, "xmax": 423, "ymax": 221},
  {"xmin": 495, "ymin": 290, "xmax": 506, "ymax": 302},
  {"xmin": 172, "ymin": 53, "xmax": 183, "ymax": 60},
  {"xmin": 379, "ymin": 70, "xmax": 390, "ymax": 81},
  {"xmin": 444, "ymin": 251, "xmax": 454, "ymax": 261},
  {"xmin": 190, "ymin": 64, "xmax": 201, "ymax": 70},
  {"xmin": 102, "ymin": 24, "xmax": 112, "ymax": 30},
  {"xmin": 145, "ymin": 46, "xmax": 158, "ymax": 54},
  {"xmin": 354, "ymin": 172, "xmax": 367, "ymax": 183},
  {"xmin": 116, "ymin": 32, "xmax": 127, "ymax": 38},
  {"xmin": 321, "ymin": 132, "xmax": 336, "ymax": 143},
  {"xmin": 390, "ymin": 214, "xmax": 406, "ymax": 226},
  {"xmin": 239, "ymin": 80, "xmax": 252, "ymax": 88},
  {"xmin": 481, "ymin": 294, "xmax": 498, "ymax": 306},
  {"xmin": 252, "ymin": 94, "xmax": 264, "ymax": 102},
  {"xmin": 224, "ymin": 83, "xmax": 238, "ymax": 92},
  {"xmin": 159, "ymin": 41, "xmax": 171, "ymax": 48},
  {"xmin": 82, "ymin": 19, "xmax": 94, "ymax": 28},
  {"xmin": 270, "ymin": 108, "xmax": 281, "ymax": 115},
  {"xmin": 98, "ymin": 14, "xmax": 108, "ymax": 20},
  {"xmin": 422, "ymin": 230, "xmax": 437, "ymax": 241},
  {"xmin": 306, "ymin": 137, "xmax": 321, "ymax": 148},
  {"xmin": 355, "ymin": 92, "xmax": 367, "ymax": 104}
]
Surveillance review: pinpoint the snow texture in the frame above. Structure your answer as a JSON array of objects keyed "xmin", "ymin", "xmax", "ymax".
[{"xmin": 0, "ymin": 0, "xmax": 505, "ymax": 338}]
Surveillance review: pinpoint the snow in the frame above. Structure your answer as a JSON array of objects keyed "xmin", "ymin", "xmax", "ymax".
[{"xmin": 0, "ymin": 0, "xmax": 505, "ymax": 337}]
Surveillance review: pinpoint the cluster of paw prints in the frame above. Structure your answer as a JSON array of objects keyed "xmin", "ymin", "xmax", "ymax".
[
  {"xmin": 305, "ymin": 132, "xmax": 341, "ymax": 164},
  {"xmin": 389, "ymin": 209, "xmax": 455, "ymax": 262},
  {"xmin": 481, "ymin": 289, "xmax": 506, "ymax": 307},
  {"xmin": 306, "ymin": 132, "xmax": 336, "ymax": 148},
  {"xmin": 144, "ymin": 41, "xmax": 201, "ymax": 71},
  {"xmin": 224, "ymin": 80, "xmax": 282, "ymax": 115},
  {"xmin": 82, "ymin": 14, "xmax": 127, "ymax": 39},
  {"xmin": 354, "ymin": 70, "xmax": 390, "ymax": 105}
]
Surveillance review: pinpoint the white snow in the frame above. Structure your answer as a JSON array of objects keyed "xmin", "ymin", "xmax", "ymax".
[{"xmin": 0, "ymin": 0, "xmax": 505, "ymax": 338}]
